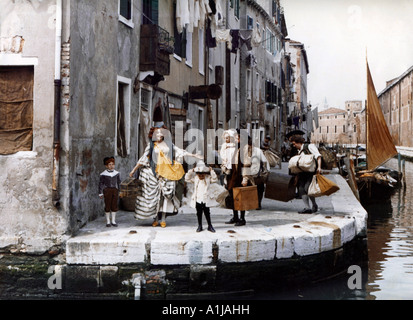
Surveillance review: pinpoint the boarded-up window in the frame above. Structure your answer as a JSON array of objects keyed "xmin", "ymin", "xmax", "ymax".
[{"xmin": 0, "ymin": 66, "xmax": 34, "ymax": 155}]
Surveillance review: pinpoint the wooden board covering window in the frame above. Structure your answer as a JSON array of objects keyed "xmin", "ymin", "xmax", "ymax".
[{"xmin": 0, "ymin": 66, "xmax": 34, "ymax": 154}]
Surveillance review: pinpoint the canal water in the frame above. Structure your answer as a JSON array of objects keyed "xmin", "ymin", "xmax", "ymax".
[{"xmin": 256, "ymin": 157, "xmax": 413, "ymax": 300}]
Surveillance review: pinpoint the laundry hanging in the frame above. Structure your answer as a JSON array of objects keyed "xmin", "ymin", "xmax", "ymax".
[
  {"xmin": 176, "ymin": 0, "xmax": 214, "ymax": 33},
  {"xmin": 251, "ymin": 26, "xmax": 262, "ymax": 47},
  {"xmin": 215, "ymin": 29, "xmax": 232, "ymax": 50},
  {"xmin": 230, "ymin": 29, "xmax": 240, "ymax": 53},
  {"xmin": 240, "ymin": 30, "xmax": 253, "ymax": 51},
  {"xmin": 176, "ymin": 0, "xmax": 190, "ymax": 34}
]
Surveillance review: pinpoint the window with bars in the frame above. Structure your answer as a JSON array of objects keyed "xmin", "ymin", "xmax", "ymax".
[{"xmin": 140, "ymin": 88, "xmax": 150, "ymax": 111}]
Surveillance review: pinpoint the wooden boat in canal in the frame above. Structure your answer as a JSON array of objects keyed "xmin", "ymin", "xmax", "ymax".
[{"xmin": 355, "ymin": 60, "xmax": 402, "ymax": 202}]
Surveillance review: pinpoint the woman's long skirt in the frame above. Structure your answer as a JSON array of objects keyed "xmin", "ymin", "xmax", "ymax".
[{"xmin": 134, "ymin": 166, "xmax": 178, "ymax": 220}]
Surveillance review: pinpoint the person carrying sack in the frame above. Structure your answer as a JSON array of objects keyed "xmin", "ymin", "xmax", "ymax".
[{"xmin": 290, "ymin": 135, "xmax": 322, "ymax": 214}]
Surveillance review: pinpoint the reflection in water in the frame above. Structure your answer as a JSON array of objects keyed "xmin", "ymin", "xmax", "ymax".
[{"xmin": 364, "ymin": 158, "xmax": 413, "ymax": 300}]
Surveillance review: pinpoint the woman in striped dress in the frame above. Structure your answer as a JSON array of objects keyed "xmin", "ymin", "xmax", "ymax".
[{"xmin": 129, "ymin": 126, "xmax": 202, "ymax": 227}]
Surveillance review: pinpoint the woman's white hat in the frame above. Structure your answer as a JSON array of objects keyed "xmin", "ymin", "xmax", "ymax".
[{"xmin": 222, "ymin": 129, "xmax": 236, "ymax": 140}]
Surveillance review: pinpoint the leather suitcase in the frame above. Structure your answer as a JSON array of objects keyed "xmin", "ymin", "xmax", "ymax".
[
  {"xmin": 233, "ymin": 186, "xmax": 259, "ymax": 211},
  {"xmin": 265, "ymin": 172, "xmax": 296, "ymax": 202}
]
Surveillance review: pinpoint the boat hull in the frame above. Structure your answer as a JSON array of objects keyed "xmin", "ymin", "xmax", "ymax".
[{"xmin": 357, "ymin": 178, "xmax": 398, "ymax": 203}]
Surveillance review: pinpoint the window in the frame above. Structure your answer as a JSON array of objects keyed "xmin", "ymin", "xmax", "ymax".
[
  {"xmin": 247, "ymin": 15, "xmax": 254, "ymax": 30},
  {"xmin": 235, "ymin": 87, "xmax": 239, "ymax": 113},
  {"xmin": 256, "ymin": 73, "xmax": 260, "ymax": 102},
  {"xmin": 265, "ymin": 81, "xmax": 277, "ymax": 104},
  {"xmin": 197, "ymin": 107, "xmax": 205, "ymax": 152},
  {"xmin": 265, "ymin": 28, "xmax": 277, "ymax": 55},
  {"xmin": 0, "ymin": 66, "xmax": 34, "ymax": 155},
  {"xmin": 174, "ymin": 27, "xmax": 186, "ymax": 59},
  {"xmin": 142, "ymin": 0, "xmax": 158, "ymax": 25},
  {"xmin": 246, "ymin": 69, "xmax": 251, "ymax": 100},
  {"xmin": 272, "ymin": 0, "xmax": 278, "ymax": 17},
  {"xmin": 233, "ymin": 0, "xmax": 240, "ymax": 19},
  {"xmin": 278, "ymin": 87, "xmax": 281, "ymax": 106},
  {"xmin": 185, "ymin": 29, "xmax": 193, "ymax": 67},
  {"xmin": 173, "ymin": 2, "xmax": 186, "ymax": 59},
  {"xmin": 266, "ymin": 28, "xmax": 271, "ymax": 52},
  {"xmin": 198, "ymin": 28, "xmax": 204, "ymax": 74},
  {"xmin": 119, "ymin": 0, "xmax": 134, "ymax": 28},
  {"xmin": 343, "ymin": 125, "xmax": 346, "ymax": 133},
  {"xmin": 140, "ymin": 88, "xmax": 151, "ymax": 111},
  {"xmin": 262, "ymin": 28, "xmax": 266, "ymax": 48},
  {"xmin": 116, "ymin": 76, "xmax": 131, "ymax": 157}
]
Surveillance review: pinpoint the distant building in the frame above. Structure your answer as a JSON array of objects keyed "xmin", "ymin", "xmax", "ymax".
[{"xmin": 311, "ymin": 101, "xmax": 365, "ymax": 145}]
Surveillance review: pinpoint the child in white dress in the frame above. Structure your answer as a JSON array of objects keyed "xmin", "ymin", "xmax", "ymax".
[{"xmin": 185, "ymin": 161, "xmax": 218, "ymax": 233}]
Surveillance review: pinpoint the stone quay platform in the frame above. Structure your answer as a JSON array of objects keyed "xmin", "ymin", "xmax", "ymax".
[{"xmin": 63, "ymin": 164, "xmax": 368, "ymax": 299}]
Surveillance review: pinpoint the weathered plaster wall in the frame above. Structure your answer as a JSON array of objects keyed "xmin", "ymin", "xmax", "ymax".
[
  {"xmin": 0, "ymin": 0, "xmax": 69, "ymax": 254},
  {"xmin": 66, "ymin": 0, "xmax": 142, "ymax": 233}
]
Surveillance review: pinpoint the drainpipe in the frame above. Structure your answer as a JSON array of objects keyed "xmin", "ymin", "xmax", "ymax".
[
  {"xmin": 132, "ymin": 274, "xmax": 145, "ymax": 300},
  {"xmin": 52, "ymin": 0, "xmax": 62, "ymax": 207}
]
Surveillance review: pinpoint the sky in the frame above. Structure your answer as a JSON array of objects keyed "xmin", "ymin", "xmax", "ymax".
[{"xmin": 281, "ymin": 0, "xmax": 413, "ymax": 110}]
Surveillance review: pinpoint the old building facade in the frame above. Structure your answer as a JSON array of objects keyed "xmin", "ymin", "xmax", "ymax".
[
  {"xmin": 378, "ymin": 65, "xmax": 413, "ymax": 148},
  {"xmin": 1, "ymin": 0, "xmax": 146, "ymax": 253},
  {"xmin": 0, "ymin": 0, "xmax": 308, "ymax": 255},
  {"xmin": 285, "ymin": 39, "xmax": 311, "ymax": 141}
]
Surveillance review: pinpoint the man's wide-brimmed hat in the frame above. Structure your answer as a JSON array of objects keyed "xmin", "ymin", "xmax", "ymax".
[
  {"xmin": 286, "ymin": 130, "xmax": 305, "ymax": 139},
  {"xmin": 194, "ymin": 160, "xmax": 210, "ymax": 173}
]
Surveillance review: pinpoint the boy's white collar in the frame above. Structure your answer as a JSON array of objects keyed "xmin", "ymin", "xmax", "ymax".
[{"xmin": 102, "ymin": 169, "xmax": 119, "ymax": 177}]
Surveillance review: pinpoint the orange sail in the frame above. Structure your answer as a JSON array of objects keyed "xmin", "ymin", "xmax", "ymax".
[{"xmin": 366, "ymin": 61, "xmax": 398, "ymax": 171}]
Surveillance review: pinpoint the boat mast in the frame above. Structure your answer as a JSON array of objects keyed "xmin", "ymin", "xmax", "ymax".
[{"xmin": 365, "ymin": 52, "xmax": 369, "ymax": 170}]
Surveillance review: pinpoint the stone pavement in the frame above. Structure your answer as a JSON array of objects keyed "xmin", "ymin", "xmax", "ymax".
[{"xmin": 66, "ymin": 163, "xmax": 367, "ymax": 266}]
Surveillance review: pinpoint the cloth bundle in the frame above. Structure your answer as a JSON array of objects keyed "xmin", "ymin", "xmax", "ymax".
[
  {"xmin": 308, "ymin": 174, "xmax": 340, "ymax": 197},
  {"xmin": 288, "ymin": 154, "xmax": 316, "ymax": 174}
]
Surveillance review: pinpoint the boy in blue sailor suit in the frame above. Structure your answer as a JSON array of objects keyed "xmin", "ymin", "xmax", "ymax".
[{"xmin": 99, "ymin": 157, "xmax": 121, "ymax": 227}]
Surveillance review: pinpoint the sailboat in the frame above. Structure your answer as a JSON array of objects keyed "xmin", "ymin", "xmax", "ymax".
[{"xmin": 355, "ymin": 60, "xmax": 402, "ymax": 201}]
